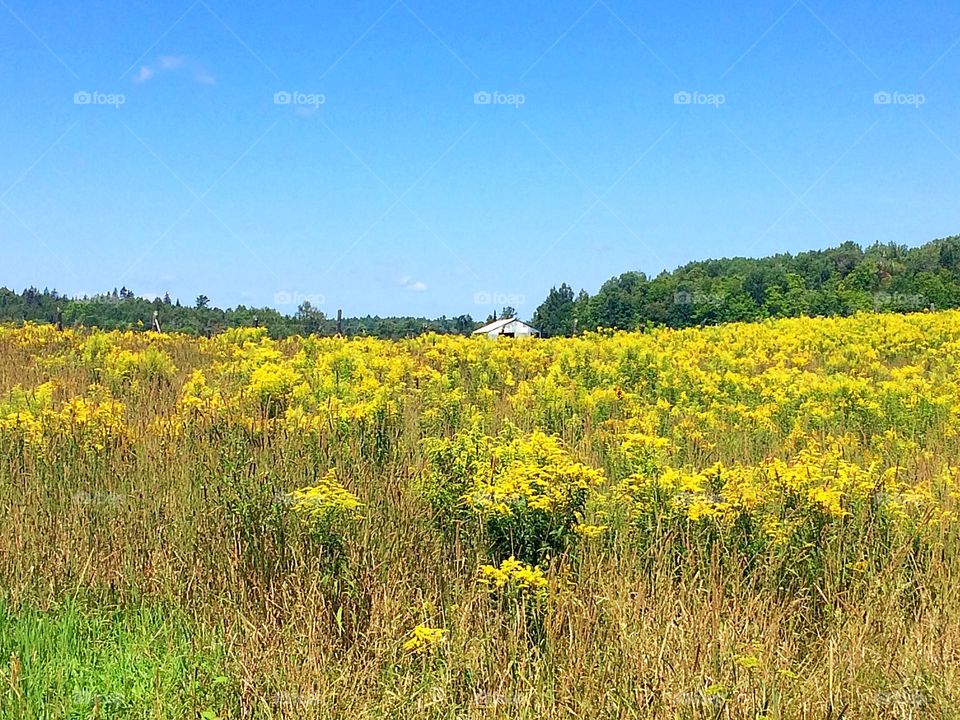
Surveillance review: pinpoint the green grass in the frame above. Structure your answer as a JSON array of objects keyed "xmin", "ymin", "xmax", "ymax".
[{"xmin": 0, "ymin": 598, "xmax": 232, "ymax": 719}]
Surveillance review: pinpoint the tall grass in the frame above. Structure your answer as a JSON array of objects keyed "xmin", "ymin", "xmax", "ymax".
[{"xmin": 1, "ymin": 317, "xmax": 960, "ymax": 717}]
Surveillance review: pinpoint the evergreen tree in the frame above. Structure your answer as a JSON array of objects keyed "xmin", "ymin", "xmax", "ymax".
[{"xmin": 532, "ymin": 283, "xmax": 575, "ymax": 337}]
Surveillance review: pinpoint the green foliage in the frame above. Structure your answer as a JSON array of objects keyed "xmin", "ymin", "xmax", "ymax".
[
  {"xmin": 536, "ymin": 235, "xmax": 960, "ymax": 335},
  {"xmin": 532, "ymin": 283, "xmax": 575, "ymax": 337},
  {"xmin": 421, "ymin": 420, "xmax": 493, "ymax": 534}
]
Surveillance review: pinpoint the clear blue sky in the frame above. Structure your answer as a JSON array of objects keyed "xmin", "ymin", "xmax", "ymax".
[{"xmin": 1, "ymin": 0, "xmax": 958, "ymax": 318}]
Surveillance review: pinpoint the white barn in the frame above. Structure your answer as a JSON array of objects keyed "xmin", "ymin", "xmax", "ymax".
[{"xmin": 472, "ymin": 317, "xmax": 541, "ymax": 339}]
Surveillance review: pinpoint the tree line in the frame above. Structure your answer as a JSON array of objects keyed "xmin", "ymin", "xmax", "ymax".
[
  {"xmin": 2, "ymin": 235, "xmax": 958, "ymax": 338},
  {"xmin": 0, "ymin": 288, "xmax": 478, "ymax": 339},
  {"xmin": 532, "ymin": 235, "xmax": 960, "ymax": 336}
]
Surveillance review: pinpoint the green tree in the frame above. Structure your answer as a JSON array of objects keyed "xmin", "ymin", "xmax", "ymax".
[
  {"xmin": 295, "ymin": 301, "xmax": 325, "ymax": 335},
  {"xmin": 533, "ymin": 283, "xmax": 575, "ymax": 337}
]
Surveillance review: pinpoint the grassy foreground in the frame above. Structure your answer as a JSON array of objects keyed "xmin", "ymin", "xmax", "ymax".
[{"xmin": 2, "ymin": 314, "xmax": 960, "ymax": 718}]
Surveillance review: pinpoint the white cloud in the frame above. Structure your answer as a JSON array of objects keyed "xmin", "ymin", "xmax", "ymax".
[
  {"xmin": 134, "ymin": 66, "xmax": 154, "ymax": 83},
  {"xmin": 159, "ymin": 55, "xmax": 185, "ymax": 70},
  {"xmin": 131, "ymin": 55, "xmax": 214, "ymax": 85},
  {"xmin": 398, "ymin": 275, "xmax": 428, "ymax": 292}
]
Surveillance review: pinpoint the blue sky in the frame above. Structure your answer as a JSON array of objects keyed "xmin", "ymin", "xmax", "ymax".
[{"xmin": 1, "ymin": 1, "xmax": 958, "ymax": 318}]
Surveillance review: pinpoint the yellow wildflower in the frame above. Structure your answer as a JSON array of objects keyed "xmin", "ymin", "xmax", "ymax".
[{"xmin": 402, "ymin": 625, "xmax": 447, "ymax": 655}]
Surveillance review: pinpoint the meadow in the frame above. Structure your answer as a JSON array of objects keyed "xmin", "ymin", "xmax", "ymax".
[{"xmin": 1, "ymin": 313, "xmax": 960, "ymax": 718}]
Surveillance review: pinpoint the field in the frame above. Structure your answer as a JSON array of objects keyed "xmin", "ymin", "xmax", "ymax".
[{"xmin": 2, "ymin": 313, "xmax": 960, "ymax": 718}]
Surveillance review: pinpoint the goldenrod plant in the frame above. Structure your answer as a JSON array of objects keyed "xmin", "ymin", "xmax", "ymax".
[{"xmin": 3, "ymin": 312, "xmax": 960, "ymax": 716}]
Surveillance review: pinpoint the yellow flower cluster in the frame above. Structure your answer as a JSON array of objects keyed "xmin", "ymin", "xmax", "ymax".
[
  {"xmin": 3, "ymin": 310, "xmax": 960, "ymax": 552},
  {"xmin": 179, "ymin": 370, "xmax": 223, "ymax": 414},
  {"xmin": 102, "ymin": 346, "xmax": 177, "ymax": 387},
  {"xmin": 612, "ymin": 437, "xmax": 956, "ymax": 542},
  {"xmin": 402, "ymin": 625, "xmax": 447, "ymax": 654},
  {"xmin": 247, "ymin": 362, "xmax": 301, "ymax": 415},
  {"xmin": 0, "ymin": 385, "xmax": 126, "ymax": 451},
  {"xmin": 464, "ymin": 431, "xmax": 605, "ymax": 517},
  {"xmin": 573, "ymin": 523, "xmax": 608, "ymax": 538},
  {"xmin": 290, "ymin": 469, "xmax": 363, "ymax": 522},
  {"xmin": 477, "ymin": 557, "xmax": 549, "ymax": 598}
]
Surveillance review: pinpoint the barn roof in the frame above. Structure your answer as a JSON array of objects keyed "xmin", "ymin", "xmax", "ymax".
[{"xmin": 472, "ymin": 317, "xmax": 539, "ymax": 335}]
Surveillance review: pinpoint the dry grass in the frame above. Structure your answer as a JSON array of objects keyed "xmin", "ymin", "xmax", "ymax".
[{"xmin": 1, "ymin": 317, "xmax": 959, "ymax": 718}]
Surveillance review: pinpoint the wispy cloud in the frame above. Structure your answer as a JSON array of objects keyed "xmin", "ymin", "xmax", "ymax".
[
  {"xmin": 134, "ymin": 66, "xmax": 154, "ymax": 83},
  {"xmin": 132, "ymin": 55, "xmax": 215, "ymax": 85},
  {"xmin": 158, "ymin": 55, "xmax": 184, "ymax": 71},
  {"xmin": 399, "ymin": 276, "xmax": 428, "ymax": 292}
]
